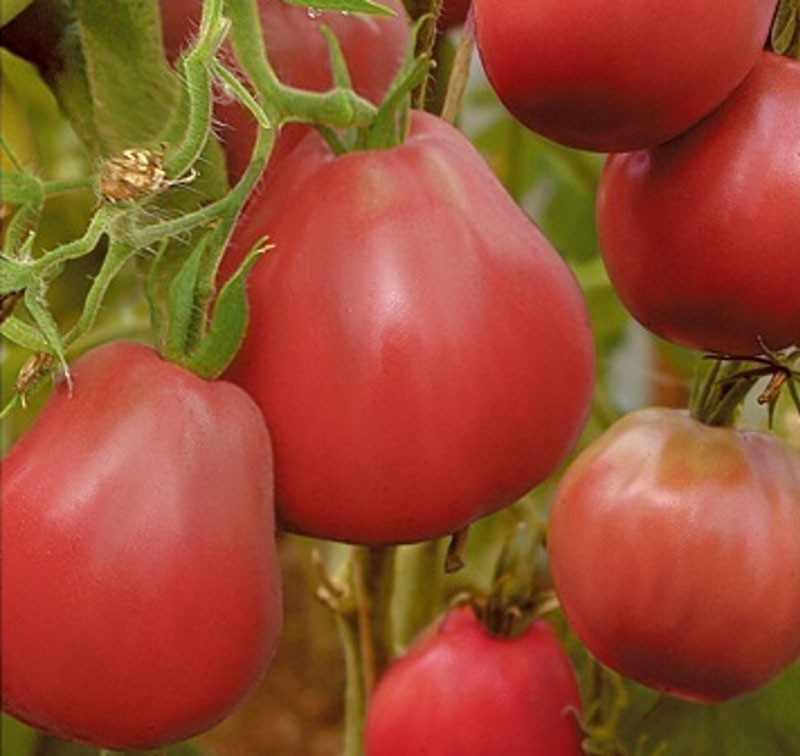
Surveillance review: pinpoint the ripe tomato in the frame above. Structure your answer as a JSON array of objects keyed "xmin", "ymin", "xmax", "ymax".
[
  {"xmin": 224, "ymin": 110, "xmax": 595, "ymax": 544},
  {"xmin": 439, "ymin": 0, "xmax": 472, "ymax": 30},
  {"xmin": 1, "ymin": 342, "xmax": 283, "ymax": 749},
  {"xmin": 597, "ymin": 53, "xmax": 800, "ymax": 356},
  {"xmin": 548, "ymin": 408, "xmax": 800, "ymax": 702},
  {"xmin": 364, "ymin": 605, "xmax": 584, "ymax": 755},
  {"xmin": 473, "ymin": 0, "xmax": 776, "ymax": 151},
  {"xmin": 160, "ymin": 0, "xmax": 410, "ymax": 181}
]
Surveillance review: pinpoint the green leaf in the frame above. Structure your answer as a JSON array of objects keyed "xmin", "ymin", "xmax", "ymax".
[
  {"xmin": 617, "ymin": 662, "xmax": 800, "ymax": 755},
  {"xmin": 282, "ymin": 0, "xmax": 396, "ymax": 16},
  {"xmin": 185, "ymin": 242, "xmax": 269, "ymax": 379},
  {"xmin": 71, "ymin": 0, "xmax": 179, "ymax": 153}
]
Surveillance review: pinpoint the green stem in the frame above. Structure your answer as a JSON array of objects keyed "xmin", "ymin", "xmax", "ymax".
[
  {"xmin": 336, "ymin": 608, "xmax": 367, "ymax": 756},
  {"xmin": 64, "ymin": 237, "xmax": 138, "ymax": 347},
  {"xmin": 163, "ymin": 0, "xmax": 228, "ymax": 178},
  {"xmin": 393, "ymin": 539, "xmax": 445, "ymax": 650},
  {"xmin": 689, "ymin": 358, "xmax": 759, "ymax": 427},
  {"xmin": 439, "ymin": 6, "xmax": 474, "ymax": 123},
  {"xmin": 224, "ymin": 0, "xmax": 377, "ymax": 130},
  {"xmin": 30, "ymin": 206, "xmax": 112, "ymax": 277},
  {"xmin": 411, "ymin": 0, "xmax": 442, "ymax": 108},
  {"xmin": 357, "ymin": 546, "xmax": 397, "ymax": 686}
]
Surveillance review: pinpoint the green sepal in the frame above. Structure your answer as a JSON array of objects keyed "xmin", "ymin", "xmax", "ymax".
[
  {"xmin": 319, "ymin": 25, "xmax": 354, "ymax": 90},
  {"xmin": 0, "ymin": 315, "xmax": 51, "ymax": 352},
  {"xmin": 771, "ymin": 0, "xmax": 800, "ymax": 58},
  {"xmin": 163, "ymin": 236, "xmax": 209, "ymax": 362},
  {"xmin": 184, "ymin": 241, "xmax": 269, "ymax": 380},
  {"xmin": 282, "ymin": 0, "xmax": 396, "ymax": 16},
  {"xmin": 364, "ymin": 15, "xmax": 432, "ymax": 149}
]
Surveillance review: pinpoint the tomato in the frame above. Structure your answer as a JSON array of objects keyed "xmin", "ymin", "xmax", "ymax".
[
  {"xmin": 473, "ymin": 0, "xmax": 776, "ymax": 151},
  {"xmin": 548, "ymin": 408, "xmax": 800, "ymax": 702},
  {"xmin": 160, "ymin": 0, "xmax": 410, "ymax": 181},
  {"xmin": 597, "ymin": 53, "xmax": 800, "ymax": 356},
  {"xmin": 439, "ymin": 0, "xmax": 472, "ymax": 30},
  {"xmin": 364, "ymin": 605, "xmax": 584, "ymax": 755},
  {"xmin": 224, "ymin": 110, "xmax": 595, "ymax": 545},
  {"xmin": 1, "ymin": 342, "xmax": 283, "ymax": 749}
]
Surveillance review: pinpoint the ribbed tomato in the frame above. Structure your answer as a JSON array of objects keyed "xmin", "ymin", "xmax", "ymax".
[
  {"xmin": 1, "ymin": 342, "xmax": 282, "ymax": 748},
  {"xmin": 548, "ymin": 408, "xmax": 800, "ymax": 702},
  {"xmin": 224, "ymin": 110, "xmax": 595, "ymax": 544}
]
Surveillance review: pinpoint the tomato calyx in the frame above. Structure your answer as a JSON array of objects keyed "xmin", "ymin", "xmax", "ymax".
[
  {"xmin": 471, "ymin": 520, "xmax": 556, "ymax": 638},
  {"xmin": 691, "ymin": 345, "xmax": 800, "ymax": 428},
  {"xmin": 771, "ymin": 0, "xmax": 800, "ymax": 59}
]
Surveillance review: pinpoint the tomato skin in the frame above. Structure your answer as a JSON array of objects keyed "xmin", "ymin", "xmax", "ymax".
[
  {"xmin": 597, "ymin": 53, "xmax": 800, "ymax": 356},
  {"xmin": 548, "ymin": 408, "xmax": 800, "ymax": 702},
  {"xmin": 1, "ymin": 343, "xmax": 282, "ymax": 749},
  {"xmin": 364, "ymin": 606, "xmax": 584, "ymax": 755},
  {"xmin": 225, "ymin": 110, "xmax": 595, "ymax": 545},
  {"xmin": 473, "ymin": 0, "xmax": 776, "ymax": 151},
  {"xmin": 439, "ymin": 0, "xmax": 472, "ymax": 30},
  {"xmin": 160, "ymin": 0, "xmax": 410, "ymax": 181}
]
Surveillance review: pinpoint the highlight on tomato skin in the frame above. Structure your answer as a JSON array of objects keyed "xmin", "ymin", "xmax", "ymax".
[
  {"xmin": 597, "ymin": 52, "xmax": 800, "ymax": 356},
  {"xmin": 473, "ymin": 0, "xmax": 778, "ymax": 152},
  {"xmin": 1, "ymin": 342, "xmax": 283, "ymax": 750},
  {"xmin": 364, "ymin": 605, "xmax": 585, "ymax": 756},
  {"xmin": 223, "ymin": 109, "xmax": 596, "ymax": 546},
  {"xmin": 547, "ymin": 408, "xmax": 800, "ymax": 703}
]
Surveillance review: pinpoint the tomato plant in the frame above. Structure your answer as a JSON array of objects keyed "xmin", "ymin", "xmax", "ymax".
[
  {"xmin": 224, "ymin": 109, "xmax": 595, "ymax": 544},
  {"xmin": 473, "ymin": 0, "xmax": 777, "ymax": 151},
  {"xmin": 3, "ymin": 0, "xmax": 800, "ymax": 752},
  {"xmin": 364, "ymin": 605, "xmax": 584, "ymax": 755},
  {"xmin": 597, "ymin": 52, "xmax": 800, "ymax": 356},
  {"xmin": 1, "ymin": 342, "xmax": 283, "ymax": 749},
  {"xmin": 160, "ymin": 0, "xmax": 410, "ymax": 181},
  {"xmin": 547, "ymin": 408, "xmax": 800, "ymax": 702}
]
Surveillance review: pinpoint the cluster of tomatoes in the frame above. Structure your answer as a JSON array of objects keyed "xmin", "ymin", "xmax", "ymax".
[{"xmin": 2, "ymin": 1, "xmax": 799, "ymax": 754}]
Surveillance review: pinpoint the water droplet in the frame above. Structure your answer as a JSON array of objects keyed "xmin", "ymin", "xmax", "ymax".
[{"xmin": 306, "ymin": 7, "xmax": 323, "ymax": 19}]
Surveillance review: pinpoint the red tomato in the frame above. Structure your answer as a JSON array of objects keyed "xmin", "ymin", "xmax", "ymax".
[
  {"xmin": 473, "ymin": 0, "xmax": 776, "ymax": 151},
  {"xmin": 1, "ymin": 342, "xmax": 283, "ymax": 749},
  {"xmin": 224, "ymin": 110, "xmax": 595, "ymax": 544},
  {"xmin": 439, "ymin": 0, "xmax": 472, "ymax": 30},
  {"xmin": 548, "ymin": 408, "xmax": 800, "ymax": 702},
  {"xmin": 160, "ymin": 0, "xmax": 410, "ymax": 181},
  {"xmin": 597, "ymin": 53, "xmax": 800, "ymax": 356},
  {"xmin": 364, "ymin": 605, "xmax": 584, "ymax": 755}
]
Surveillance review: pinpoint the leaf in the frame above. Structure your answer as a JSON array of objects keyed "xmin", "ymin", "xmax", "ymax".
[
  {"xmin": 617, "ymin": 662, "xmax": 800, "ymax": 755},
  {"xmin": 72, "ymin": 0, "xmax": 179, "ymax": 153},
  {"xmin": 281, "ymin": 0, "xmax": 397, "ymax": 16}
]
